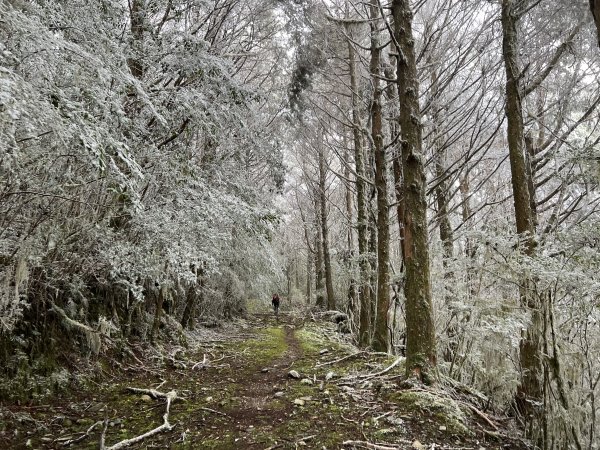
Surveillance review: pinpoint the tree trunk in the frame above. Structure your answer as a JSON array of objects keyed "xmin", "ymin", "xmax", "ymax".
[
  {"xmin": 429, "ymin": 68, "xmax": 455, "ymax": 362},
  {"xmin": 315, "ymin": 196, "xmax": 325, "ymax": 308},
  {"xmin": 392, "ymin": 157, "xmax": 406, "ymax": 266},
  {"xmin": 151, "ymin": 285, "xmax": 167, "ymax": 342},
  {"xmin": 181, "ymin": 265, "xmax": 205, "ymax": 329},
  {"xmin": 590, "ymin": 0, "xmax": 600, "ymax": 47},
  {"xmin": 392, "ymin": 0, "xmax": 437, "ymax": 382},
  {"xmin": 369, "ymin": 0, "xmax": 390, "ymax": 353},
  {"xmin": 348, "ymin": 33, "xmax": 372, "ymax": 346},
  {"xmin": 318, "ymin": 147, "xmax": 335, "ymax": 310},
  {"xmin": 501, "ymin": 0, "xmax": 542, "ymax": 417},
  {"xmin": 459, "ymin": 171, "xmax": 477, "ymax": 302},
  {"xmin": 344, "ymin": 145, "xmax": 358, "ymax": 322},
  {"xmin": 306, "ymin": 250, "xmax": 312, "ymax": 304}
]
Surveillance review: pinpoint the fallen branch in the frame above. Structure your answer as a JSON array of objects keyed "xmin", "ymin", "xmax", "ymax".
[
  {"xmin": 61, "ymin": 420, "xmax": 103, "ymax": 447},
  {"xmin": 192, "ymin": 354, "xmax": 208, "ymax": 370},
  {"xmin": 100, "ymin": 389, "xmax": 177, "ymax": 450},
  {"xmin": 357, "ymin": 357, "xmax": 405, "ymax": 380},
  {"xmin": 265, "ymin": 435, "xmax": 316, "ymax": 450},
  {"xmin": 460, "ymin": 401, "xmax": 499, "ymax": 431},
  {"xmin": 342, "ymin": 440, "xmax": 400, "ymax": 449},
  {"xmin": 125, "ymin": 387, "xmax": 177, "ymax": 399},
  {"xmin": 316, "ymin": 352, "xmax": 366, "ymax": 368},
  {"xmin": 198, "ymin": 407, "xmax": 230, "ymax": 418}
]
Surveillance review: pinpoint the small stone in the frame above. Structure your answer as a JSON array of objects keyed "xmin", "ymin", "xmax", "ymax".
[
  {"xmin": 412, "ymin": 441, "xmax": 425, "ymax": 450},
  {"xmin": 319, "ymin": 349, "xmax": 329, "ymax": 355},
  {"xmin": 439, "ymin": 425, "xmax": 447, "ymax": 431},
  {"xmin": 205, "ymin": 396, "xmax": 213, "ymax": 402},
  {"xmin": 273, "ymin": 392, "xmax": 284, "ymax": 398},
  {"xmin": 261, "ymin": 368, "xmax": 269, "ymax": 373},
  {"xmin": 325, "ymin": 371, "xmax": 334, "ymax": 381},
  {"xmin": 293, "ymin": 398, "xmax": 305, "ymax": 406},
  {"xmin": 140, "ymin": 394, "xmax": 152, "ymax": 402},
  {"xmin": 288, "ymin": 370, "xmax": 301, "ymax": 379},
  {"xmin": 385, "ymin": 415, "xmax": 404, "ymax": 426},
  {"xmin": 300, "ymin": 378, "xmax": 313, "ymax": 385}
]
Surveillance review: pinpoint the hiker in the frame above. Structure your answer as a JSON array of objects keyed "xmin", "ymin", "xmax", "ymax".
[{"xmin": 271, "ymin": 293, "xmax": 280, "ymax": 316}]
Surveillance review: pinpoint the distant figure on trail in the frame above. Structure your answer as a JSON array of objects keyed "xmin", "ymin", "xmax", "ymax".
[{"xmin": 271, "ymin": 293, "xmax": 280, "ymax": 317}]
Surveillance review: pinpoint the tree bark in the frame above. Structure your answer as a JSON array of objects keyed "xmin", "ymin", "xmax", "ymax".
[
  {"xmin": 392, "ymin": 0, "xmax": 437, "ymax": 381},
  {"xmin": 369, "ymin": 0, "xmax": 391, "ymax": 353},
  {"xmin": 318, "ymin": 146, "xmax": 335, "ymax": 310},
  {"xmin": 589, "ymin": 0, "xmax": 600, "ymax": 47},
  {"xmin": 181, "ymin": 265, "xmax": 205, "ymax": 329},
  {"xmin": 501, "ymin": 0, "xmax": 542, "ymax": 417},
  {"xmin": 344, "ymin": 145, "xmax": 358, "ymax": 321},
  {"xmin": 315, "ymin": 196, "xmax": 325, "ymax": 308},
  {"xmin": 348, "ymin": 32, "xmax": 372, "ymax": 347},
  {"xmin": 151, "ymin": 285, "xmax": 167, "ymax": 342},
  {"xmin": 429, "ymin": 68, "xmax": 455, "ymax": 362}
]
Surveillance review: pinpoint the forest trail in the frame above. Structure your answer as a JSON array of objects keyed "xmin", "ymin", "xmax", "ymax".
[{"xmin": 1, "ymin": 313, "xmax": 528, "ymax": 449}]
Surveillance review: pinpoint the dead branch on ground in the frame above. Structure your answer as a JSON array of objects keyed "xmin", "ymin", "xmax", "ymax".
[{"xmin": 99, "ymin": 388, "xmax": 177, "ymax": 450}]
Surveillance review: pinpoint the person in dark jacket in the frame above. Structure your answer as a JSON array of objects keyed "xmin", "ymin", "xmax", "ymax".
[{"xmin": 271, "ymin": 293, "xmax": 280, "ymax": 316}]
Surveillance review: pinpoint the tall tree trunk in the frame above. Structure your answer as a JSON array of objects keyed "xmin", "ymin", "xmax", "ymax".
[
  {"xmin": 315, "ymin": 196, "xmax": 325, "ymax": 308},
  {"xmin": 318, "ymin": 147, "xmax": 335, "ymax": 310},
  {"xmin": 429, "ymin": 68, "xmax": 455, "ymax": 362},
  {"xmin": 348, "ymin": 33, "xmax": 372, "ymax": 346},
  {"xmin": 590, "ymin": 0, "xmax": 600, "ymax": 47},
  {"xmin": 369, "ymin": 0, "xmax": 390, "ymax": 352},
  {"xmin": 384, "ymin": 62, "xmax": 404, "ymax": 352},
  {"xmin": 459, "ymin": 171, "xmax": 477, "ymax": 302},
  {"xmin": 344, "ymin": 145, "xmax": 358, "ymax": 321},
  {"xmin": 392, "ymin": 158, "xmax": 406, "ymax": 266},
  {"xmin": 306, "ymin": 249, "xmax": 312, "ymax": 304},
  {"xmin": 501, "ymin": 0, "xmax": 542, "ymax": 419},
  {"xmin": 392, "ymin": 0, "xmax": 437, "ymax": 382},
  {"xmin": 368, "ymin": 205, "xmax": 377, "ymax": 339}
]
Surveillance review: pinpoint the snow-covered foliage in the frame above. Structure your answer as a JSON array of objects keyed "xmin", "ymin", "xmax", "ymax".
[{"xmin": 0, "ymin": 0, "xmax": 286, "ymax": 365}]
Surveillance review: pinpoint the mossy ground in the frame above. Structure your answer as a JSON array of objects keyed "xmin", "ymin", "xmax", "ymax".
[{"xmin": 0, "ymin": 313, "xmax": 528, "ymax": 449}]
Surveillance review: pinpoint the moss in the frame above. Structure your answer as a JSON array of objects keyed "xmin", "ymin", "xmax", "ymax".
[
  {"xmin": 388, "ymin": 390, "xmax": 471, "ymax": 436},
  {"xmin": 234, "ymin": 326, "xmax": 287, "ymax": 367}
]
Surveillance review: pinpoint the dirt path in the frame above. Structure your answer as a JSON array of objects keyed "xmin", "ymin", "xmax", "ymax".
[
  {"xmin": 213, "ymin": 321, "xmax": 306, "ymax": 448},
  {"xmin": 0, "ymin": 314, "xmax": 529, "ymax": 449}
]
